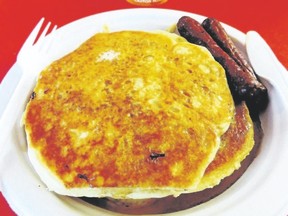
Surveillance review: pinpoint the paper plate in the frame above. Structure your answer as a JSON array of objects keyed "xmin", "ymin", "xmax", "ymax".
[{"xmin": 1, "ymin": 8, "xmax": 288, "ymax": 216}]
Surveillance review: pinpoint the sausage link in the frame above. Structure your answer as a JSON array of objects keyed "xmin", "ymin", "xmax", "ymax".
[
  {"xmin": 202, "ymin": 18, "xmax": 258, "ymax": 81},
  {"xmin": 177, "ymin": 16, "xmax": 268, "ymax": 113}
]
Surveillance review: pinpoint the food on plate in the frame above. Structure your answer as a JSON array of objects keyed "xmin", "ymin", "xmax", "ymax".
[
  {"xmin": 82, "ymin": 101, "xmax": 262, "ymax": 215},
  {"xmin": 202, "ymin": 18, "xmax": 255, "ymax": 73},
  {"xmin": 22, "ymin": 16, "xmax": 267, "ymax": 214},
  {"xmin": 177, "ymin": 16, "xmax": 268, "ymax": 112},
  {"xmin": 201, "ymin": 17, "xmax": 269, "ymax": 113},
  {"xmin": 196, "ymin": 101, "xmax": 254, "ymax": 192},
  {"xmin": 23, "ymin": 30, "xmax": 235, "ymax": 199}
]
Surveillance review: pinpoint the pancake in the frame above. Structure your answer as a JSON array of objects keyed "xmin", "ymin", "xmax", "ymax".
[
  {"xmin": 196, "ymin": 101, "xmax": 254, "ymax": 191},
  {"xmin": 82, "ymin": 102, "xmax": 259, "ymax": 215},
  {"xmin": 22, "ymin": 30, "xmax": 234, "ymax": 199}
]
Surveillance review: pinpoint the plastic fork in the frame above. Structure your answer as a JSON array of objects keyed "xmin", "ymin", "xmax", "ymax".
[
  {"xmin": 0, "ymin": 18, "xmax": 57, "ymax": 119},
  {"xmin": 16, "ymin": 17, "xmax": 57, "ymax": 76}
]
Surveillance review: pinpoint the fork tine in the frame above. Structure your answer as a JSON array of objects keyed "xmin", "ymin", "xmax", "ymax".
[
  {"xmin": 50, "ymin": 25, "xmax": 58, "ymax": 33},
  {"xmin": 20, "ymin": 17, "xmax": 45, "ymax": 52},
  {"xmin": 16, "ymin": 18, "xmax": 58, "ymax": 78},
  {"xmin": 39, "ymin": 24, "xmax": 58, "ymax": 53},
  {"xmin": 36, "ymin": 21, "xmax": 51, "ymax": 45}
]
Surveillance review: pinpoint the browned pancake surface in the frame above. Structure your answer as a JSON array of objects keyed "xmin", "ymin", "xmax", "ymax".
[{"xmin": 23, "ymin": 30, "xmax": 234, "ymax": 198}]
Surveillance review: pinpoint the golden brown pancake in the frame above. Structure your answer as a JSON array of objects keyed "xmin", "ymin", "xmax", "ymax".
[
  {"xmin": 23, "ymin": 30, "xmax": 234, "ymax": 199},
  {"xmin": 86, "ymin": 102, "xmax": 258, "ymax": 214},
  {"xmin": 196, "ymin": 101, "xmax": 254, "ymax": 191}
]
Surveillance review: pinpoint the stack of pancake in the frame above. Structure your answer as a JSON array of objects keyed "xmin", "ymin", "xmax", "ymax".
[{"xmin": 22, "ymin": 30, "xmax": 262, "ymax": 213}]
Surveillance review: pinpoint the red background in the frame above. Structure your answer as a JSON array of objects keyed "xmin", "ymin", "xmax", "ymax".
[{"xmin": 0, "ymin": 0, "xmax": 287, "ymax": 215}]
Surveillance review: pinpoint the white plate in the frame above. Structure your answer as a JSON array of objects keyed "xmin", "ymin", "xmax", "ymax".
[{"xmin": 1, "ymin": 8, "xmax": 288, "ymax": 216}]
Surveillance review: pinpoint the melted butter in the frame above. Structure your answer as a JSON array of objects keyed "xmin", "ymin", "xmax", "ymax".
[{"xmin": 96, "ymin": 50, "xmax": 120, "ymax": 62}]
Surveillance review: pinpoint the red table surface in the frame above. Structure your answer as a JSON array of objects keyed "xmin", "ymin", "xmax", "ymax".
[{"xmin": 0, "ymin": 0, "xmax": 287, "ymax": 215}]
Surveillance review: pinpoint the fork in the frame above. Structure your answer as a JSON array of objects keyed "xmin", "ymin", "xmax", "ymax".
[
  {"xmin": 0, "ymin": 18, "xmax": 57, "ymax": 119},
  {"xmin": 0, "ymin": 18, "xmax": 59, "ymax": 163},
  {"xmin": 16, "ymin": 17, "xmax": 57, "ymax": 77}
]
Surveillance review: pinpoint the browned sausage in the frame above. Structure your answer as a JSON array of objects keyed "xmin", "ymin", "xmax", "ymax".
[
  {"xmin": 177, "ymin": 16, "xmax": 268, "ymax": 113},
  {"xmin": 202, "ymin": 18, "xmax": 259, "ymax": 82}
]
